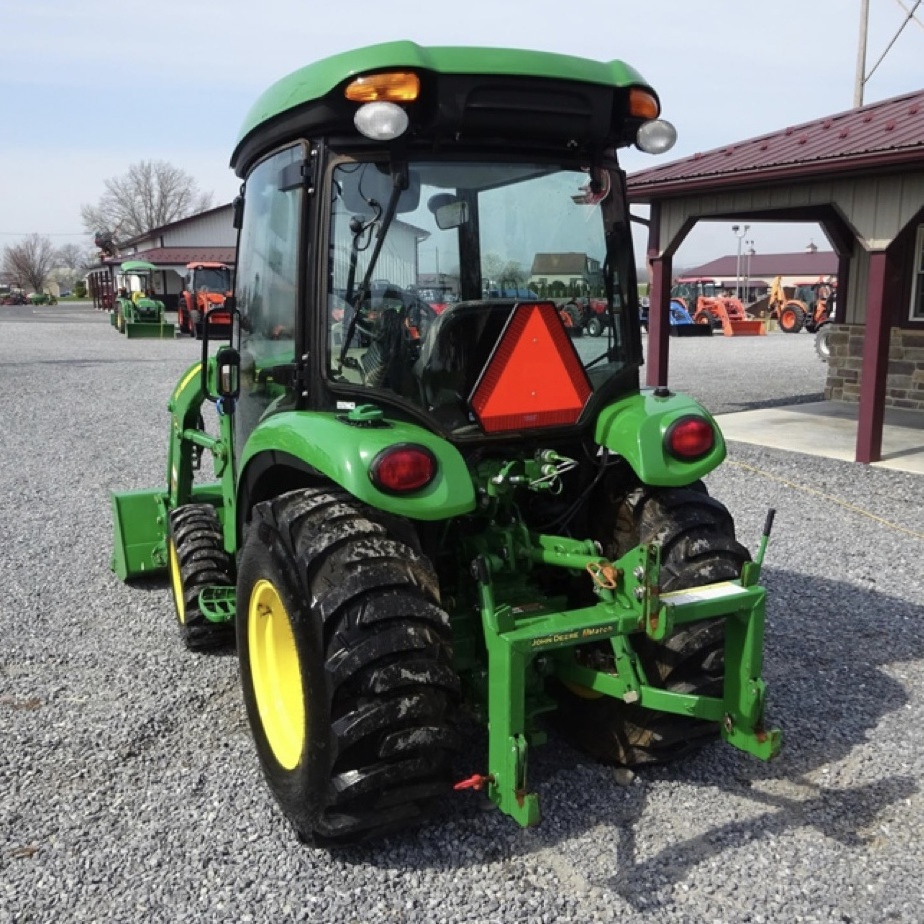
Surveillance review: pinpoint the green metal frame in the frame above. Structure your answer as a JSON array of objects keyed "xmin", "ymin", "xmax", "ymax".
[
  {"xmin": 465, "ymin": 533, "xmax": 779, "ymax": 824},
  {"xmin": 443, "ymin": 454, "xmax": 781, "ymax": 826}
]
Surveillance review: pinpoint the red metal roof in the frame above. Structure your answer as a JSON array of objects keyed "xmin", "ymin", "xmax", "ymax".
[
  {"xmin": 683, "ymin": 252, "xmax": 838, "ymax": 279},
  {"xmin": 628, "ymin": 88, "xmax": 924, "ymax": 199},
  {"xmin": 125, "ymin": 247, "xmax": 235, "ymax": 266}
]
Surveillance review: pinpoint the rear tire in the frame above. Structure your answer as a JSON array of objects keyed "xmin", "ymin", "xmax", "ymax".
[
  {"xmin": 552, "ymin": 486, "xmax": 750, "ymax": 766},
  {"xmin": 236, "ymin": 487, "xmax": 460, "ymax": 845},
  {"xmin": 815, "ymin": 323, "xmax": 832, "ymax": 362},
  {"xmin": 168, "ymin": 504, "xmax": 235, "ymax": 651},
  {"xmin": 779, "ymin": 303, "xmax": 805, "ymax": 333}
]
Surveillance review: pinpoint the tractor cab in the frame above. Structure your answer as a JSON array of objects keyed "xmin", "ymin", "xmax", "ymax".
[{"xmin": 229, "ymin": 53, "xmax": 672, "ymax": 449}]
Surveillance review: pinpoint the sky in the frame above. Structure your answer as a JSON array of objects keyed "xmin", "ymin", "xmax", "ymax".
[{"xmin": 1, "ymin": 0, "xmax": 922, "ymax": 268}]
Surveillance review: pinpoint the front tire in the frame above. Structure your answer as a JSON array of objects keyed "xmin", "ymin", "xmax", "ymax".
[
  {"xmin": 695, "ymin": 309, "xmax": 720, "ymax": 329},
  {"xmin": 552, "ymin": 486, "xmax": 750, "ymax": 766},
  {"xmin": 779, "ymin": 303, "xmax": 805, "ymax": 333},
  {"xmin": 167, "ymin": 504, "xmax": 235, "ymax": 651},
  {"xmin": 586, "ymin": 315, "xmax": 603, "ymax": 337},
  {"xmin": 236, "ymin": 487, "xmax": 460, "ymax": 845}
]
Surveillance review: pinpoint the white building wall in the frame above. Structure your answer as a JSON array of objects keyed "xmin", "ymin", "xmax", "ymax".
[{"xmin": 163, "ymin": 207, "xmax": 236, "ymax": 247}]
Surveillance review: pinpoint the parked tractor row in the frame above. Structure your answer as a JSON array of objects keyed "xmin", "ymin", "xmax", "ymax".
[{"xmin": 106, "ymin": 260, "xmax": 234, "ymax": 340}]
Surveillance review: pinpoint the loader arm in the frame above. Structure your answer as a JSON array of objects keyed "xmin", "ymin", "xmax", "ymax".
[{"xmin": 110, "ymin": 359, "xmax": 235, "ymax": 580}]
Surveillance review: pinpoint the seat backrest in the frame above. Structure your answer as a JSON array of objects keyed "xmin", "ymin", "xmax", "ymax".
[{"xmin": 415, "ymin": 301, "xmax": 515, "ymax": 417}]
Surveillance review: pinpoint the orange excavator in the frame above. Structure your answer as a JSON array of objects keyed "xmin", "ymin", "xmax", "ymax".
[
  {"xmin": 768, "ymin": 275, "xmax": 833, "ymax": 334},
  {"xmin": 178, "ymin": 262, "xmax": 233, "ymax": 339}
]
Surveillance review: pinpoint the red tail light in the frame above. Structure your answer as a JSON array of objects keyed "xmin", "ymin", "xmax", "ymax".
[
  {"xmin": 370, "ymin": 444, "xmax": 437, "ymax": 493},
  {"xmin": 665, "ymin": 416, "xmax": 715, "ymax": 460}
]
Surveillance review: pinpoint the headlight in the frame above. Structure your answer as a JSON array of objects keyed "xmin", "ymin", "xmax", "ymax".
[
  {"xmin": 636, "ymin": 119, "xmax": 678, "ymax": 155},
  {"xmin": 354, "ymin": 101, "xmax": 410, "ymax": 141}
]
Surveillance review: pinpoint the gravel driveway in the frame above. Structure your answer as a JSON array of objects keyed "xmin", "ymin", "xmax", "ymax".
[{"xmin": 3, "ymin": 306, "xmax": 923, "ymax": 923}]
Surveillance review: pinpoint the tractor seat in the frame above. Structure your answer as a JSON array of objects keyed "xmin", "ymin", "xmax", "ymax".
[{"xmin": 414, "ymin": 300, "xmax": 515, "ymax": 427}]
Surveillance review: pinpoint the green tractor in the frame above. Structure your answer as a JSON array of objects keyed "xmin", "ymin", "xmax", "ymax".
[
  {"xmin": 111, "ymin": 41, "xmax": 780, "ymax": 845},
  {"xmin": 112, "ymin": 260, "xmax": 176, "ymax": 338}
]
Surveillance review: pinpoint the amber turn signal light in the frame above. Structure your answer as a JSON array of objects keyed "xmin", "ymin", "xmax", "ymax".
[{"xmin": 345, "ymin": 72, "xmax": 421, "ymax": 103}]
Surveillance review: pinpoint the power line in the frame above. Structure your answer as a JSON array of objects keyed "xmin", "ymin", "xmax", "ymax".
[
  {"xmin": 855, "ymin": 0, "xmax": 924, "ymax": 105},
  {"xmin": 0, "ymin": 231, "xmax": 90, "ymax": 237}
]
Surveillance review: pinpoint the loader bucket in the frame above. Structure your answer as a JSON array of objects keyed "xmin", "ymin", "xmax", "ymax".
[
  {"xmin": 724, "ymin": 320, "xmax": 766, "ymax": 336},
  {"xmin": 110, "ymin": 488, "xmax": 169, "ymax": 581},
  {"xmin": 670, "ymin": 324, "xmax": 712, "ymax": 337},
  {"xmin": 125, "ymin": 322, "xmax": 176, "ymax": 339},
  {"xmin": 111, "ymin": 483, "xmax": 226, "ymax": 581}
]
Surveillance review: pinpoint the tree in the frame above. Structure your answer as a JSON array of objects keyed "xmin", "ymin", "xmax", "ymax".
[
  {"xmin": 49, "ymin": 242, "xmax": 96, "ymax": 293},
  {"xmin": 80, "ymin": 160, "xmax": 214, "ymax": 244},
  {"xmin": 482, "ymin": 253, "xmax": 527, "ymax": 293},
  {"xmin": 56, "ymin": 242, "xmax": 93, "ymax": 275},
  {"xmin": 2, "ymin": 234, "xmax": 58, "ymax": 293}
]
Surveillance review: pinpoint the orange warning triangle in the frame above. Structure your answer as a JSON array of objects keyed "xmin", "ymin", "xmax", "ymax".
[{"xmin": 471, "ymin": 302, "xmax": 592, "ymax": 432}]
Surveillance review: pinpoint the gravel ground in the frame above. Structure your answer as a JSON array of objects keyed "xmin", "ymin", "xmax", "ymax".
[{"xmin": 2, "ymin": 305, "xmax": 924, "ymax": 923}]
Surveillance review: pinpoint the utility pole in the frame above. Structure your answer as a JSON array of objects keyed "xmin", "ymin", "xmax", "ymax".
[
  {"xmin": 855, "ymin": 0, "xmax": 870, "ymax": 106},
  {"xmin": 732, "ymin": 224, "xmax": 748, "ymax": 301}
]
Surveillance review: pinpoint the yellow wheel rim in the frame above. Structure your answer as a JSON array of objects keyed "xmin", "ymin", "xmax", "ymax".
[
  {"xmin": 168, "ymin": 539, "xmax": 186, "ymax": 625},
  {"xmin": 248, "ymin": 579, "xmax": 305, "ymax": 770}
]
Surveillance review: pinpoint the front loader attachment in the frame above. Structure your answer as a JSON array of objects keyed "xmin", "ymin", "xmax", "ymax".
[
  {"xmin": 111, "ymin": 356, "xmax": 234, "ymax": 582},
  {"xmin": 724, "ymin": 319, "xmax": 766, "ymax": 336},
  {"xmin": 125, "ymin": 321, "xmax": 176, "ymax": 339},
  {"xmin": 110, "ymin": 487, "xmax": 169, "ymax": 581},
  {"xmin": 670, "ymin": 323, "xmax": 713, "ymax": 337},
  {"xmin": 110, "ymin": 483, "xmax": 224, "ymax": 580}
]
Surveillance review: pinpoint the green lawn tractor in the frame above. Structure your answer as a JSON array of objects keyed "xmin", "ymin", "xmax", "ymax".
[
  {"xmin": 111, "ymin": 41, "xmax": 780, "ymax": 846},
  {"xmin": 112, "ymin": 260, "xmax": 175, "ymax": 338}
]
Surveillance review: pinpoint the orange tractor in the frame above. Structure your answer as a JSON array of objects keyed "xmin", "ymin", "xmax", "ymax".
[
  {"xmin": 768, "ymin": 276, "xmax": 834, "ymax": 334},
  {"xmin": 178, "ymin": 261, "xmax": 233, "ymax": 339},
  {"xmin": 671, "ymin": 278, "xmax": 765, "ymax": 336}
]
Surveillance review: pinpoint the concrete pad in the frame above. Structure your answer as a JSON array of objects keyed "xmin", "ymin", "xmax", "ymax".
[{"xmin": 714, "ymin": 401, "xmax": 924, "ymax": 475}]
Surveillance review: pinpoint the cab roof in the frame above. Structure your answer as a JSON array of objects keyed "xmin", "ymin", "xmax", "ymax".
[{"xmin": 231, "ymin": 41, "xmax": 652, "ymax": 172}]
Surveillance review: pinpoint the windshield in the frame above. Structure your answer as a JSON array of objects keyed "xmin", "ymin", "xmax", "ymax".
[
  {"xmin": 194, "ymin": 268, "xmax": 231, "ymax": 292},
  {"xmin": 326, "ymin": 157, "xmax": 637, "ymax": 434}
]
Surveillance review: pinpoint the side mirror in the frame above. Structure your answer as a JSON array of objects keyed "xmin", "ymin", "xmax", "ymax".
[
  {"xmin": 428, "ymin": 193, "xmax": 468, "ymax": 230},
  {"xmin": 201, "ymin": 306, "xmax": 242, "ymax": 401},
  {"xmin": 212, "ymin": 345, "xmax": 241, "ymax": 401},
  {"xmin": 434, "ymin": 200, "xmax": 468, "ymax": 230}
]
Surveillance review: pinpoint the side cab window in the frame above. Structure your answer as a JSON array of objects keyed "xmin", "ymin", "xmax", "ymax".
[{"xmin": 234, "ymin": 144, "xmax": 305, "ymax": 449}]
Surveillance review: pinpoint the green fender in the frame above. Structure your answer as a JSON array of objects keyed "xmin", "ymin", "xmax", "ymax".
[
  {"xmin": 594, "ymin": 388, "xmax": 727, "ymax": 486},
  {"xmin": 239, "ymin": 411, "xmax": 477, "ymax": 519}
]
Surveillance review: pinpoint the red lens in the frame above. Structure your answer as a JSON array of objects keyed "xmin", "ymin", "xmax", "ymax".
[
  {"xmin": 665, "ymin": 416, "xmax": 715, "ymax": 460},
  {"xmin": 370, "ymin": 445, "xmax": 437, "ymax": 493}
]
